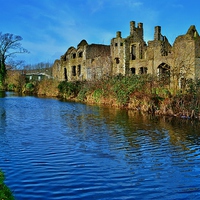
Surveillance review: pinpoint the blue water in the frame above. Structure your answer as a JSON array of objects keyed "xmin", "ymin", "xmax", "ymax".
[{"xmin": 0, "ymin": 92, "xmax": 200, "ymax": 199}]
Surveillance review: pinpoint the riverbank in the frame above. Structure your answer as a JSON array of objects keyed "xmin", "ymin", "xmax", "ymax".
[
  {"xmin": 5, "ymin": 73, "xmax": 200, "ymax": 120},
  {"xmin": 0, "ymin": 171, "xmax": 14, "ymax": 200},
  {"xmin": 56, "ymin": 75, "xmax": 200, "ymax": 120}
]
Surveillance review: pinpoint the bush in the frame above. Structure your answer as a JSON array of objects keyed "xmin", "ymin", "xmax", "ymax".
[
  {"xmin": 25, "ymin": 83, "xmax": 35, "ymax": 91},
  {"xmin": 58, "ymin": 81, "xmax": 82, "ymax": 98},
  {"xmin": 7, "ymin": 83, "xmax": 16, "ymax": 91},
  {"xmin": 0, "ymin": 171, "xmax": 14, "ymax": 200},
  {"xmin": 93, "ymin": 88, "xmax": 103, "ymax": 102},
  {"xmin": 36, "ymin": 79, "xmax": 59, "ymax": 96},
  {"xmin": 77, "ymin": 87, "xmax": 88, "ymax": 101},
  {"xmin": 110, "ymin": 75, "xmax": 146, "ymax": 105}
]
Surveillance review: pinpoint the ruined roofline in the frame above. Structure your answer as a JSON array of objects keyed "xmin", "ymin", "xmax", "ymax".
[
  {"xmin": 130, "ymin": 21, "xmax": 143, "ymax": 34},
  {"xmin": 89, "ymin": 43, "xmax": 110, "ymax": 47},
  {"xmin": 186, "ymin": 25, "xmax": 199, "ymax": 38},
  {"xmin": 173, "ymin": 25, "xmax": 200, "ymax": 45},
  {"xmin": 77, "ymin": 39, "xmax": 88, "ymax": 48}
]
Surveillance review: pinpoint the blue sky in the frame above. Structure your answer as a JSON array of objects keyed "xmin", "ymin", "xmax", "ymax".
[{"xmin": 1, "ymin": 0, "xmax": 200, "ymax": 65}]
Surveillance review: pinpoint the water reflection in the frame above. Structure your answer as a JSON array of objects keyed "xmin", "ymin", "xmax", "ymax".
[
  {"xmin": 0, "ymin": 92, "xmax": 6, "ymax": 134},
  {"xmin": 62, "ymin": 104, "xmax": 200, "ymax": 167},
  {"xmin": 0, "ymin": 91, "xmax": 6, "ymax": 98},
  {"xmin": 1, "ymin": 94, "xmax": 200, "ymax": 199},
  {"xmin": 0, "ymin": 106, "xmax": 6, "ymax": 134}
]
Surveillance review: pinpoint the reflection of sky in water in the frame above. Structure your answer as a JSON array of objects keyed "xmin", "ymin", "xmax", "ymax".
[{"xmin": 0, "ymin": 93, "xmax": 200, "ymax": 199}]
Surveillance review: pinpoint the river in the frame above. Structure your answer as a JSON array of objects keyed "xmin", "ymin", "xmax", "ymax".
[{"xmin": 0, "ymin": 91, "xmax": 200, "ymax": 199}]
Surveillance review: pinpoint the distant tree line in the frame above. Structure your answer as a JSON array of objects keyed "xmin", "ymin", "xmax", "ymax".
[{"xmin": 23, "ymin": 62, "xmax": 53, "ymax": 70}]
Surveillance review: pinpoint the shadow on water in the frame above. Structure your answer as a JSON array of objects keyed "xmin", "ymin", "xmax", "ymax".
[{"xmin": 0, "ymin": 91, "xmax": 6, "ymax": 98}]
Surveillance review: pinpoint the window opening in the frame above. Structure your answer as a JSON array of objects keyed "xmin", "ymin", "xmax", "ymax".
[
  {"xmin": 78, "ymin": 52, "xmax": 83, "ymax": 57},
  {"xmin": 115, "ymin": 57, "xmax": 120, "ymax": 64},
  {"xmin": 130, "ymin": 67, "xmax": 136, "ymax": 74},
  {"xmin": 139, "ymin": 67, "xmax": 148, "ymax": 74},
  {"xmin": 131, "ymin": 45, "xmax": 136, "ymax": 60},
  {"xmin": 72, "ymin": 66, "xmax": 76, "ymax": 76},
  {"xmin": 64, "ymin": 68, "xmax": 68, "ymax": 80},
  {"xmin": 157, "ymin": 63, "xmax": 170, "ymax": 84}
]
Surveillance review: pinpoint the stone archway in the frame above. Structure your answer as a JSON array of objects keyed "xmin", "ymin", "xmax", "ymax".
[{"xmin": 157, "ymin": 63, "xmax": 171, "ymax": 84}]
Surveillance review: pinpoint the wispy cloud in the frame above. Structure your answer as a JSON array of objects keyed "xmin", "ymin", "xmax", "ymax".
[
  {"xmin": 171, "ymin": 3, "xmax": 184, "ymax": 9},
  {"xmin": 1, "ymin": 0, "xmax": 199, "ymax": 64},
  {"xmin": 124, "ymin": 0, "xmax": 143, "ymax": 7},
  {"xmin": 86, "ymin": 0, "xmax": 105, "ymax": 14}
]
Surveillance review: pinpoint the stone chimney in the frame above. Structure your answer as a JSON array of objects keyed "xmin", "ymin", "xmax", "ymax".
[
  {"xmin": 130, "ymin": 21, "xmax": 136, "ymax": 35},
  {"xmin": 116, "ymin": 31, "xmax": 121, "ymax": 38},
  {"xmin": 154, "ymin": 26, "xmax": 161, "ymax": 40}
]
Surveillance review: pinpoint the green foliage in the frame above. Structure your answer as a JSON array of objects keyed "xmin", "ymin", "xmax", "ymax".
[
  {"xmin": 110, "ymin": 75, "xmax": 146, "ymax": 105},
  {"xmin": 152, "ymin": 87, "xmax": 171, "ymax": 98},
  {"xmin": 7, "ymin": 84, "xmax": 16, "ymax": 91},
  {"xmin": 0, "ymin": 171, "xmax": 14, "ymax": 200},
  {"xmin": 58, "ymin": 81, "xmax": 81, "ymax": 98},
  {"xmin": 93, "ymin": 88, "xmax": 103, "ymax": 102},
  {"xmin": 25, "ymin": 83, "xmax": 34, "ymax": 90},
  {"xmin": 77, "ymin": 87, "xmax": 88, "ymax": 101}
]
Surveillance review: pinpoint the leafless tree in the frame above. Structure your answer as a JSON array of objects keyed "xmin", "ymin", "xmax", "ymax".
[{"xmin": 0, "ymin": 32, "xmax": 28, "ymax": 88}]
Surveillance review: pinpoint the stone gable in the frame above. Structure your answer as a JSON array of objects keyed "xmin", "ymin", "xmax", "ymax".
[{"xmin": 52, "ymin": 21, "xmax": 200, "ymax": 88}]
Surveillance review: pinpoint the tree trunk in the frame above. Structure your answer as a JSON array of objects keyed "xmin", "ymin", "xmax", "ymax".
[{"xmin": 0, "ymin": 59, "xmax": 6, "ymax": 89}]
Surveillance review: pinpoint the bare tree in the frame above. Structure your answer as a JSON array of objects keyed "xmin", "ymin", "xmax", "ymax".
[{"xmin": 0, "ymin": 32, "xmax": 28, "ymax": 88}]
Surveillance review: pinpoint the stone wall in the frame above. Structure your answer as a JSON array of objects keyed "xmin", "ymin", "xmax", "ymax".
[{"xmin": 52, "ymin": 21, "xmax": 200, "ymax": 88}]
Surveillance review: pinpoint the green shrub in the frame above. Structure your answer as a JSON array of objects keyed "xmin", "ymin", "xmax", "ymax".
[
  {"xmin": 58, "ymin": 81, "xmax": 81, "ymax": 98},
  {"xmin": 110, "ymin": 75, "xmax": 146, "ymax": 105},
  {"xmin": 0, "ymin": 171, "xmax": 14, "ymax": 200},
  {"xmin": 93, "ymin": 88, "xmax": 103, "ymax": 102},
  {"xmin": 7, "ymin": 83, "xmax": 16, "ymax": 91},
  {"xmin": 22, "ymin": 82, "xmax": 35, "ymax": 93},
  {"xmin": 25, "ymin": 83, "xmax": 35, "ymax": 90},
  {"xmin": 77, "ymin": 87, "xmax": 88, "ymax": 101}
]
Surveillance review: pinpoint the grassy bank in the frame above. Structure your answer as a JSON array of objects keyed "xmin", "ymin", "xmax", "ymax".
[
  {"xmin": 57, "ymin": 75, "xmax": 200, "ymax": 119},
  {"xmin": 0, "ymin": 171, "xmax": 14, "ymax": 200},
  {"xmin": 5, "ymin": 72, "xmax": 200, "ymax": 119}
]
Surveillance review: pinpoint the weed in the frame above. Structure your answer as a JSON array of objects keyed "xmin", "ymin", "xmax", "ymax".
[{"xmin": 0, "ymin": 171, "xmax": 14, "ymax": 200}]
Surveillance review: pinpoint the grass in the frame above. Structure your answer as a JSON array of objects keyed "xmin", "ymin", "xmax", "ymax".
[{"xmin": 0, "ymin": 171, "xmax": 14, "ymax": 200}]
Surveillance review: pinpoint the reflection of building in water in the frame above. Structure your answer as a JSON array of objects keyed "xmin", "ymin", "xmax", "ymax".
[
  {"xmin": 0, "ymin": 105, "xmax": 6, "ymax": 134},
  {"xmin": 52, "ymin": 21, "xmax": 200, "ymax": 88}
]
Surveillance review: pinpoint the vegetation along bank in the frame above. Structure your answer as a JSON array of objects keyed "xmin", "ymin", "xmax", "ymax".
[
  {"xmin": 0, "ymin": 171, "xmax": 14, "ymax": 200},
  {"xmin": 5, "ymin": 71, "xmax": 200, "ymax": 120}
]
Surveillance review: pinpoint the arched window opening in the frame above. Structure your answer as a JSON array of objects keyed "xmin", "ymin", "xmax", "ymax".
[
  {"xmin": 72, "ymin": 53, "xmax": 76, "ymax": 59},
  {"xmin": 78, "ymin": 52, "xmax": 83, "ymax": 58},
  {"xmin": 72, "ymin": 66, "xmax": 76, "ymax": 76},
  {"xmin": 157, "ymin": 63, "xmax": 170, "ymax": 84}
]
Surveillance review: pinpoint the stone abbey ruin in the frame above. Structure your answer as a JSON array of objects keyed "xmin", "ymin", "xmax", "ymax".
[{"xmin": 52, "ymin": 21, "xmax": 200, "ymax": 88}]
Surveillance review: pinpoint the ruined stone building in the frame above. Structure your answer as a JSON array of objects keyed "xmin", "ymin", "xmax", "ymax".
[{"xmin": 52, "ymin": 21, "xmax": 200, "ymax": 87}]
